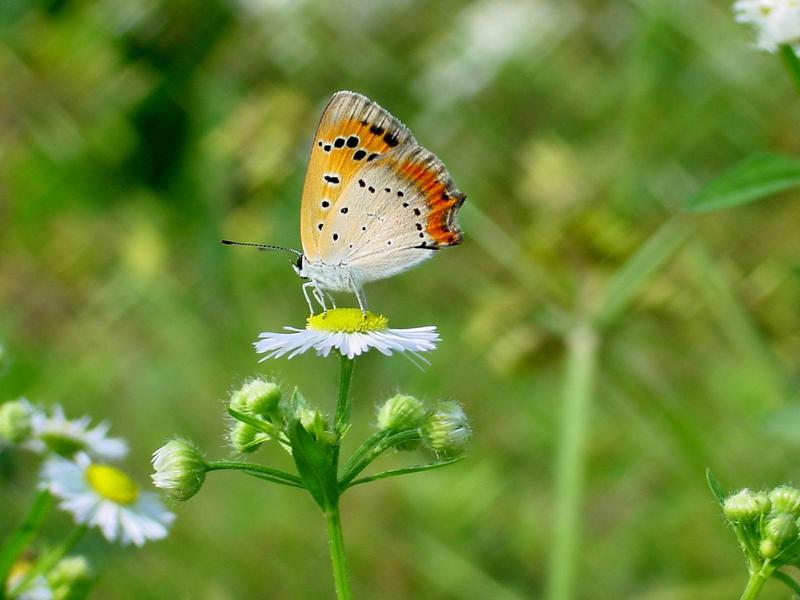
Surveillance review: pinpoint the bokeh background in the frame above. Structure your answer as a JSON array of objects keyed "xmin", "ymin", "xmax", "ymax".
[{"xmin": 2, "ymin": 0, "xmax": 800, "ymax": 598}]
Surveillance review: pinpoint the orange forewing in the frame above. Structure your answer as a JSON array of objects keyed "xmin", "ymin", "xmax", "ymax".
[{"xmin": 299, "ymin": 93, "xmax": 411, "ymax": 259}]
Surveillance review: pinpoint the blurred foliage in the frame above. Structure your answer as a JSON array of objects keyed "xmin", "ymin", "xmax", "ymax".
[{"xmin": 1, "ymin": 0, "xmax": 800, "ymax": 598}]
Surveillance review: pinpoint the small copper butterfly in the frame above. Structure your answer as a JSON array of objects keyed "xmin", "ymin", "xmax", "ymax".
[{"xmin": 224, "ymin": 91, "xmax": 466, "ymax": 314}]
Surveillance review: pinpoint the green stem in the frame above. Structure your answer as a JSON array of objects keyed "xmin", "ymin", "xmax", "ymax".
[
  {"xmin": 780, "ymin": 45, "xmax": 800, "ymax": 95},
  {"xmin": 206, "ymin": 461, "xmax": 303, "ymax": 488},
  {"xmin": 771, "ymin": 570, "xmax": 800, "ymax": 596},
  {"xmin": 545, "ymin": 322, "xmax": 599, "ymax": 600},
  {"xmin": 324, "ymin": 504, "xmax": 352, "ymax": 600},
  {"xmin": 0, "ymin": 490, "xmax": 53, "ymax": 600},
  {"xmin": 11, "ymin": 525, "xmax": 87, "ymax": 597},
  {"xmin": 740, "ymin": 563, "xmax": 774, "ymax": 600},
  {"xmin": 594, "ymin": 217, "xmax": 692, "ymax": 330},
  {"xmin": 334, "ymin": 355, "xmax": 355, "ymax": 436},
  {"xmin": 338, "ymin": 430, "xmax": 421, "ymax": 489}
]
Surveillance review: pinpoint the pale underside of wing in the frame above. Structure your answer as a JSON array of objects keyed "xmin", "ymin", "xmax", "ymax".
[{"xmin": 314, "ymin": 144, "xmax": 466, "ymax": 287}]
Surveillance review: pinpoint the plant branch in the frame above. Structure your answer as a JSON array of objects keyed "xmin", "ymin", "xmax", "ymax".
[
  {"xmin": 206, "ymin": 460, "xmax": 303, "ymax": 488},
  {"xmin": 0, "ymin": 489, "xmax": 52, "ymax": 600},
  {"xmin": 780, "ymin": 45, "xmax": 800, "ymax": 95},
  {"xmin": 545, "ymin": 322, "xmax": 599, "ymax": 600}
]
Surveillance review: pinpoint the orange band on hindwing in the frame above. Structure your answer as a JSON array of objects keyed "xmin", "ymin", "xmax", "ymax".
[{"xmin": 397, "ymin": 158, "xmax": 465, "ymax": 247}]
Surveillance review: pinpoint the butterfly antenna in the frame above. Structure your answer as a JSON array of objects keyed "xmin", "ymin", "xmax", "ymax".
[{"xmin": 221, "ymin": 239, "xmax": 301, "ymax": 256}]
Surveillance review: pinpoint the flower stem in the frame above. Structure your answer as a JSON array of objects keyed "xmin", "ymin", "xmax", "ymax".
[
  {"xmin": 324, "ymin": 504, "xmax": 352, "ymax": 600},
  {"xmin": 780, "ymin": 44, "xmax": 800, "ymax": 95},
  {"xmin": 334, "ymin": 355, "xmax": 355, "ymax": 436},
  {"xmin": 11, "ymin": 525, "xmax": 87, "ymax": 597},
  {"xmin": 0, "ymin": 489, "xmax": 52, "ymax": 600},
  {"xmin": 740, "ymin": 563, "xmax": 774, "ymax": 600},
  {"xmin": 545, "ymin": 322, "xmax": 599, "ymax": 600},
  {"xmin": 206, "ymin": 461, "xmax": 303, "ymax": 488}
]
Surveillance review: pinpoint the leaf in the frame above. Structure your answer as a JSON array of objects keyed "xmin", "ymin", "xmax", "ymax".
[
  {"xmin": 706, "ymin": 468, "xmax": 726, "ymax": 506},
  {"xmin": 287, "ymin": 419, "xmax": 339, "ymax": 510},
  {"xmin": 687, "ymin": 152, "xmax": 800, "ymax": 213},
  {"xmin": 345, "ymin": 457, "xmax": 464, "ymax": 489}
]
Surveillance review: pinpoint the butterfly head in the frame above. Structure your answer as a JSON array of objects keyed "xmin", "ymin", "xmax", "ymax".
[{"xmin": 292, "ymin": 254, "xmax": 308, "ymax": 279}]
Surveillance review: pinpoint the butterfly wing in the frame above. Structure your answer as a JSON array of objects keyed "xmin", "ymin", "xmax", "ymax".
[
  {"xmin": 299, "ymin": 91, "xmax": 415, "ymax": 261},
  {"xmin": 315, "ymin": 143, "xmax": 465, "ymax": 286}
]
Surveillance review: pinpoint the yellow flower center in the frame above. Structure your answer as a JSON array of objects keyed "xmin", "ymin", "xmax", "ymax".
[
  {"xmin": 85, "ymin": 464, "xmax": 140, "ymax": 505},
  {"xmin": 306, "ymin": 308, "xmax": 388, "ymax": 333}
]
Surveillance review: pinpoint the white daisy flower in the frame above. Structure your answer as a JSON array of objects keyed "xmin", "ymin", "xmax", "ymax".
[
  {"xmin": 734, "ymin": 0, "xmax": 800, "ymax": 53},
  {"xmin": 28, "ymin": 405, "xmax": 127, "ymax": 461},
  {"xmin": 254, "ymin": 308, "xmax": 440, "ymax": 361},
  {"xmin": 6, "ymin": 560, "xmax": 52, "ymax": 600},
  {"xmin": 40, "ymin": 454, "xmax": 174, "ymax": 547}
]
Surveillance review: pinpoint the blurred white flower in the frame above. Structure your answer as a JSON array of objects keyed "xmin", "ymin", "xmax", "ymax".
[
  {"xmin": 254, "ymin": 308, "xmax": 439, "ymax": 361},
  {"xmin": 6, "ymin": 561, "xmax": 51, "ymax": 600},
  {"xmin": 40, "ymin": 455, "xmax": 174, "ymax": 546},
  {"xmin": 734, "ymin": 0, "xmax": 800, "ymax": 53},
  {"xmin": 28, "ymin": 405, "xmax": 127, "ymax": 461}
]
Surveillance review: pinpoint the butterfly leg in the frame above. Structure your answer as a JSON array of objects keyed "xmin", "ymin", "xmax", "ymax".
[
  {"xmin": 349, "ymin": 276, "xmax": 368, "ymax": 317},
  {"xmin": 325, "ymin": 291, "xmax": 337, "ymax": 309},
  {"xmin": 301, "ymin": 281, "xmax": 317, "ymax": 315},
  {"xmin": 312, "ymin": 284, "xmax": 329, "ymax": 315}
]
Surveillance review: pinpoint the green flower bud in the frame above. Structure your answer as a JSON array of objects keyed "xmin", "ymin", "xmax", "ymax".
[
  {"xmin": 760, "ymin": 538, "xmax": 779, "ymax": 559},
  {"xmin": 422, "ymin": 401, "xmax": 471, "ymax": 458},
  {"xmin": 766, "ymin": 512, "xmax": 799, "ymax": 545},
  {"xmin": 723, "ymin": 489, "xmax": 761, "ymax": 522},
  {"xmin": 0, "ymin": 399, "xmax": 34, "ymax": 444},
  {"xmin": 229, "ymin": 422, "xmax": 269, "ymax": 453},
  {"xmin": 769, "ymin": 486, "xmax": 800, "ymax": 515},
  {"xmin": 376, "ymin": 394, "xmax": 426, "ymax": 431},
  {"xmin": 48, "ymin": 555, "xmax": 93, "ymax": 600},
  {"xmin": 230, "ymin": 379, "xmax": 282, "ymax": 419},
  {"xmin": 754, "ymin": 491, "xmax": 771, "ymax": 515},
  {"xmin": 297, "ymin": 407, "xmax": 336, "ymax": 444},
  {"xmin": 151, "ymin": 438, "xmax": 208, "ymax": 501}
]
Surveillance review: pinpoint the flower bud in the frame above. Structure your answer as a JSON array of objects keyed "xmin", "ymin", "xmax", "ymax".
[
  {"xmin": 422, "ymin": 401, "xmax": 471, "ymax": 458},
  {"xmin": 48, "ymin": 555, "xmax": 93, "ymax": 600},
  {"xmin": 760, "ymin": 538, "xmax": 779, "ymax": 559},
  {"xmin": 297, "ymin": 407, "xmax": 336, "ymax": 444},
  {"xmin": 766, "ymin": 512, "xmax": 799, "ymax": 545},
  {"xmin": 723, "ymin": 489, "xmax": 761, "ymax": 522},
  {"xmin": 230, "ymin": 379, "xmax": 282, "ymax": 419},
  {"xmin": 769, "ymin": 486, "xmax": 800, "ymax": 515},
  {"xmin": 376, "ymin": 394, "xmax": 426, "ymax": 431},
  {"xmin": 228, "ymin": 422, "xmax": 269, "ymax": 453},
  {"xmin": 0, "ymin": 399, "xmax": 34, "ymax": 444},
  {"xmin": 753, "ymin": 491, "xmax": 771, "ymax": 514},
  {"xmin": 151, "ymin": 438, "xmax": 207, "ymax": 501}
]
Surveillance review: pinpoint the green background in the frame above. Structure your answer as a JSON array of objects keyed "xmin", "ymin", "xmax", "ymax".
[{"xmin": 2, "ymin": 0, "xmax": 800, "ymax": 597}]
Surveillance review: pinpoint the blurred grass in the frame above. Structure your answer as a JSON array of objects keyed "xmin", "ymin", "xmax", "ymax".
[{"xmin": 1, "ymin": 0, "xmax": 800, "ymax": 597}]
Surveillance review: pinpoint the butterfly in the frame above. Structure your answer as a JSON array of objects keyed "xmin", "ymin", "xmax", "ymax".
[{"xmin": 223, "ymin": 91, "xmax": 466, "ymax": 314}]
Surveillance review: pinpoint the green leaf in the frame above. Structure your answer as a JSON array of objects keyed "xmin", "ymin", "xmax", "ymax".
[
  {"xmin": 687, "ymin": 152, "xmax": 800, "ymax": 213},
  {"xmin": 345, "ymin": 457, "xmax": 464, "ymax": 489},
  {"xmin": 706, "ymin": 468, "xmax": 726, "ymax": 506},
  {"xmin": 287, "ymin": 419, "xmax": 339, "ymax": 510}
]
